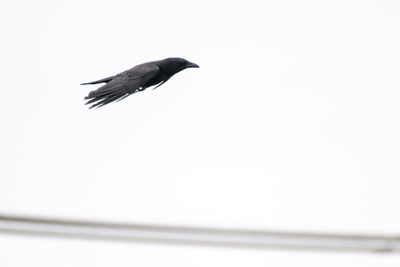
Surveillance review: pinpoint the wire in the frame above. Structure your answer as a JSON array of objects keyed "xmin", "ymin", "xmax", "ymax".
[{"xmin": 0, "ymin": 213, "xmax": 399, "ymax": 253}]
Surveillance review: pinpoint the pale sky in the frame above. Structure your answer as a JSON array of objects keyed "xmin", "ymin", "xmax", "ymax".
[{"xmin": 1, "ymin": 0, "xmax": 400, "ymax": 266}]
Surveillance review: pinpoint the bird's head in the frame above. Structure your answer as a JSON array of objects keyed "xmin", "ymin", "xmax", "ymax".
[{"xmin": 162, "ymin": 57, "xmax": 199, "ymax": 73}]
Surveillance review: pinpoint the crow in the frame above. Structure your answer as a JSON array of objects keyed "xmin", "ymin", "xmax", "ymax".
[{"xmin": 81, "ymin": 57, "xmax": 199, "ymax": 108}]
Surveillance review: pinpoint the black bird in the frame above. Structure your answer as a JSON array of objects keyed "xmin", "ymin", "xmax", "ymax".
[{"xmin": 81, "ymin": 57, "xmax": 199, "ymax": 108}]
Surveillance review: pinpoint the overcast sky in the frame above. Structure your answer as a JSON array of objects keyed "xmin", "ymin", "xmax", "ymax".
[{"xmin": 0, "ymin": 0, "xmax": 400, "ymax": 266}]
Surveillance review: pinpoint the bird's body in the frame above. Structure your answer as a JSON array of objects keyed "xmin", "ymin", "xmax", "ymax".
[{"xmin": 82, "ymin": 57, "xmax": 199, "ymax": 108}]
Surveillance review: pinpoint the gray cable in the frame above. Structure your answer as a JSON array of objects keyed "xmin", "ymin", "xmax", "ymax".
[{"xmin": 0, "ymin": 213, "xmax": 399, "ymax": 253}]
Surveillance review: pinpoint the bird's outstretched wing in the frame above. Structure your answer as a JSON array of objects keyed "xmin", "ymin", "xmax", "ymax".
[{"xmin": 84, "ymin": 63, "xmax": 160, "ymax": 108}]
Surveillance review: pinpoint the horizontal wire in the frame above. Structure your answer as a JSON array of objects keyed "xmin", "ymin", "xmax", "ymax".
[{"xmin": 0, "ymin": 213, "xmax": 399, "ymax": 253}]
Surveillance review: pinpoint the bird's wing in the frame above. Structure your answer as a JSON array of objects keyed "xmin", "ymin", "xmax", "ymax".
[
  {"xmin": 81, "ymin": 76, "xmax": 115, "ymax": 85},
  {"xmin": 84, "ymin": 63, "xmax": 160, "ymax": 108}
]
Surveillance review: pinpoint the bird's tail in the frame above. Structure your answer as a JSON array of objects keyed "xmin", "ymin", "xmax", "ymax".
[
  {"xmin": 80, "ymin": 76, "xmax": 115, "ymax": 85},
  {"xmin": 84, "ymin": 83, "xmax": 133, "ymax": 109}
]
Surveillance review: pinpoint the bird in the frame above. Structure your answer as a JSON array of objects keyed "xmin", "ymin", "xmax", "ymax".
[{"xmin": 81, "ymin": 57, "xmax": 199, "ymax": 108}]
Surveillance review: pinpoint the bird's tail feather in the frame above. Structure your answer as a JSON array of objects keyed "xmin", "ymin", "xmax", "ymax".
[
  {"xmin": 85, "ymin": 91, "xmax": 130, "ymax": 108},
  {"xmin": 84, "ymin": 85, "xmax": 135, "ymax": 109}
]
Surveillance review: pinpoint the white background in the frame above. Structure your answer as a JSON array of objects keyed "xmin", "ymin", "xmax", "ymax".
[{"xmin": 0, "ymin": 0, "xmax": 399, "ymax": 266}]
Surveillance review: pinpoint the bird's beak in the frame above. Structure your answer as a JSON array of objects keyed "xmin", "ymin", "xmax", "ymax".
[{"xmin": 186, "ymin": 62, "xmax": 199, "ymax": 68}]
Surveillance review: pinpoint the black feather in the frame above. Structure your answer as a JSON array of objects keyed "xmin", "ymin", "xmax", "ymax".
[
  {"xmin": 81, "ymin": 58, "xmax": 199, "ymax": 108},
  {"xmin": 81, "ymin": 76, "xmax": 115, "ymax": 85}
]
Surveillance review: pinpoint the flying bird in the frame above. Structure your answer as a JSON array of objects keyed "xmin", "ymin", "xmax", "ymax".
[{"xmin": 81, "ymin": 57, "xmax": 199, "ymax": 108}]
